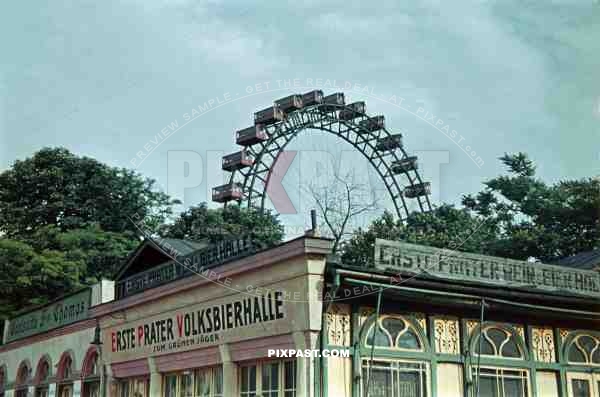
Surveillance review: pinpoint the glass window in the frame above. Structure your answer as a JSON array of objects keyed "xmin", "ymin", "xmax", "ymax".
[
  {"xmin": 362, "ymin": 360, "xmax": 428, "ymax": 397},
  {"xmin": 179, "ymin": 372, "xmax": 193, "ymax": 397},
  {"xmin": 568, "ymin": 334, "xmax": 600, "ymax": 365},
  {"xmin": 284, "ymin": 361, "xmax": 296, "ymax": 397},
  {"xmin": 35, "ymin": 387, "xmax": 49, "ymax": 397},
  {"xmin": 240, "ymin": 361, "xmax": 295, "ymax": 397},
  {"xmin": 90, "ymin": 355, "xmax": 99, "ymax": 377},
  {"xmin": 571, "ymin": 379, "xmax": 591, "ymax": 397},
  {"xmin": 261, "ymin": 363, "xmax": 279, "ymax": 397},
  {"xmin": 83, "ymin": 382, "xmax": 100, "ymax": 397},
  {"xmin": 164, "ymin": 375, "xmax": 178, "ymax": 397},
  {"xmin": 62, "ymin": 356, "xmax": 73, "ymax": 379},
  {"xmin": 473, "ymin": 326, "xmax": 523, "ymax": 359},
  {"xmin": 194, "ymin": 367, "xmax": 223, "ymax": 397},
  {"xmin": 118, "ymin": 381, "xmax": 129, "ymax": 397},
  {"xmin": 365, "ymin": 316, "xmax": 424, "ymax": 351},
  {"xmin": 59, "ymin": 385, "xmax": 73, "ymax": 397},
  {"xmin": 240, "ymin": 365, "xmax": 257, "ymax": 397},
  {"xmin": 473, "ymin": 368, "xmax": 528, "ymax": 397},
  {"xmin": 38, "ymin": 361, "xmax": 50, "ymax": 384},
  {"xmin": 17, "ymin": 364, "xmax": 29, "ymax": 386}
]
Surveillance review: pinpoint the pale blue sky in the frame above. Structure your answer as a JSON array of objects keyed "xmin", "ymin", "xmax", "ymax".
[{"xmin": 1, "ymin": 0, "xmax": 599, "ymax": 234}]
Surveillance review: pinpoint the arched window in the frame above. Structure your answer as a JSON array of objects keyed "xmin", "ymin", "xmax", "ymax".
[
  {"xmin": 360, "ymin": 315, "xmax": 429, "ymax": 397},
  {"xmin": 82, "ymin": 348, "xmax": 100, "ymax": 397},
  {"xmin": 472, "ymin": 325, "xmax": 525, "ymax": 359},
  {"xmin": 15, "ymin": 362, "xmax": 31, "ymax": 397},
  {"xmin": 35, "ymin": 357, "xmax": 52, "ymax": 397},
  {"xmin": 469, "ymin": 323, "xmax": 529, "ymax": 397},
  {"xmin": 567, "ymin": 334, "xmax": 600, "ymax": 365},
  {"xmin": 57, "ymin": 353, "xmax": 74, "ymax": 381},
  {"xmin": 57, "ymin": 352, "xmax": 75, "ymax": 397},
  {"xmin": 365, "ymin": 315, "xmax": 424, "ymax": 351},
  {"xmin": 35, "ymin": 357, "xmax": 51, "ymax": 385},
  {"xmin": 17, "ymin": 363, "xmax": 30, "ymax": 385},
  {"xmin": 0, "ymin": 365, "xmax": 6, "ymax": 397}
]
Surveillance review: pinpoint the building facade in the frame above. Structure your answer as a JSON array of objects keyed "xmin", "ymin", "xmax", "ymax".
[
  {"xmin": 1, "ymin": 236, "xmax": 599, "ymax": 397},
  {"xmin": 322, "ymin": 240, "xmax": 600, "ymax": 397},
  {"xmin": 0, "ymin": 281, "xmax": 114, "ymax": 397}
]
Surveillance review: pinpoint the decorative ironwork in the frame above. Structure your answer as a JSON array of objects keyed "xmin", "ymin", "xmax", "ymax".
[
  {"xmin": 531, "ymin": 327, "xmax": 555, "ymax": 363},
  {"xmin": 408, "ymin": 312, "xmax": 427, "ymax": 333},
  {"xmin": 216, "ymin": 91, "xmax": 432, "ymax": 221},
  {"xmin": 434, "ymin": 317, "xmax": 460, "ymax": 354},
  {"xmin": 358, "ymin": 306, "xmax": 376, "ymax": 328},
  {"xmin": 326, "ymin": 304, "xmax": 351, "ymax": 346}
]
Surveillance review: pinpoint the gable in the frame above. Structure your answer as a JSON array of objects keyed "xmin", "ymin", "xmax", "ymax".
[{"xmin": 115, "ymin": 238, "xmax": 208, "ymax": 281}]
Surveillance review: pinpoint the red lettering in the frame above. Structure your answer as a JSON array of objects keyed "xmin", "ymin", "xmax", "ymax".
[
  {"xmin": 176, "ymin": 314, "xmax": 183, "ymax": 337},
  {"xmin": 111, "ymin": 332, "xmax": 116, "ymax": 353},
  {"xmin": 137, "ymin": 326, "xmax": 144, "ymax": 346}
]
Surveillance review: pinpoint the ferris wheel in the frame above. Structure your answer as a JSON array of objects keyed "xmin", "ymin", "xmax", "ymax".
[{"xmin": 212, "ymin": 90, "xmax": 432, "ymax": 221}]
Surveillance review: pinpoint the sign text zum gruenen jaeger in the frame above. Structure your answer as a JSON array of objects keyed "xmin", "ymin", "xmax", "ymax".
[{"xmin": 111, "ymin": 291, "xmax": 285, "ymax": 354}]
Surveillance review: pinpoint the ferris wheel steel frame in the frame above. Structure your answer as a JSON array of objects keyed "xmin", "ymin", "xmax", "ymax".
[{"xmin": 218, "ymin": 94, "xmax": 432, "ymax": 221}]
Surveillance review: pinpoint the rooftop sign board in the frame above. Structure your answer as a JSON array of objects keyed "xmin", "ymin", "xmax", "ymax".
[
  {"xmin": 374, "ymin": 239, "xmax": 600, "ymax": 299},
  {"xmin": 5, "ymin": 289, "xmax": 91, "ymax": 343},
  {"xmin": 116, "ymin": 238, "xmax": 256, "ymax": 299}
]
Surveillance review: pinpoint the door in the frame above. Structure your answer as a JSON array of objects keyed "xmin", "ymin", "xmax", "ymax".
[{"xmin": 567, "ymin": 373, "xmax": 600, "ymax": 397}]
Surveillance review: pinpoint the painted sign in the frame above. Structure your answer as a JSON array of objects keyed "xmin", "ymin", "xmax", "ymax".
[
  {"xmin": 106, "ymin": 290, "xmax": 287, "ymax": 360},
  {"xmin": 116, "ymin": 238, "xmax": 256, "ymax": 299},
  {"xmin": 374, "ymin": 239, "xmax": 600, "ymax": 298},
  {"xmin": 5, "ymin": 289, "xmax": 90, "ymax": 343}
]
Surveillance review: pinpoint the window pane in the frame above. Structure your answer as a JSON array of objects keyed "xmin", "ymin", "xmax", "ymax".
[
  {"xmin": 382, "ymin": 318, "xmax": 406, "ymax": 342},
  {"xmin": 261, "ymin": 363, "xmax": 279, "ymax": 397},
  {"xmin": 367, "ymin": 325, "xmax": 392, "ymax": 347},
  {"xmin": 164, "ymin": 375, "xmax": 177, "ymax": 397},
  {"xmin": 579, "ymin": 336, "xmax": 597, "ymax": 353},
  {"xmin": 592, "ymin": 349, "xmax": 600, "ymax": 364},
  {"xmin": 196, "ymin": 369, "xmax": 210, "ymax": 396},
  {"xmin": 478, "ymin": 377, "xmax": 497, "ymax": 397},
  {"xmin": 214, "ymin": 367, "xmax": 223, "ymax": 396},
  {"xmin": 362, "ymin": 366, "xmax": 393, "ymax": 397},
  {"xmin": 284, "ymin": 360, "xmax": 296, "ymax": 392},
  {"xmin": 398, "ymin": 372, "xmax": 421, "ymax": 397},
  {"xmin": 501, "ymin": 337, "xmax": 521, "ymax": 358},
  {"xmin": 179, "ymin": 373, "xmax": 193, "ymax": 397},
  {"xmin": 571, "ymin": 379, "xmax": 591, "ymax": 397},
  {"xmin": 474, "ymin": 336, "xmax": 495, "ymax": 355},
  {"xmin": 569, "ymin": 345, "xmax": 587, "ymax": 363},
  {"xmin": 503, "ymin": 377, "xmax": 526, "ymax": 397},
  {"xmin": 240, "ymin": 365, "xmax": 257, "ymax": 396},
  {"xmin": 397, "ymin": 330, "xmax": 421, "ymax": 350},
  {"xmin": 487, "ymin": 328, "xmax": 507, "ymax": 348}
]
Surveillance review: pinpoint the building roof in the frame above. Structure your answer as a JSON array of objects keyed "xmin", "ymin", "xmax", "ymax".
[
  {"xmin": 113, "ymin": 237, "xmax": 208, "ymax": 280},
  {"xmin": 154, "ymin": 238, "xmax": 208, "ymax": 256},
  {"xmin": 554, "ymin": 248, "xmax": 600, "ymax": 270}
]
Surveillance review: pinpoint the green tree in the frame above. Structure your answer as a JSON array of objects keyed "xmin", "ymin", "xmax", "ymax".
[
  {"xmin": 0, "ymin": 147, "xmax": 177, "ymax": 321},
  {"xmin": 160, "ymin": 203, "xmax": 284, "ymax": 249},
  {"xmin": 342, "ymin": 153, "xmax": 599, "ymax": 265},
  {"xmin": 341, "ymin": 205, "xmax": 499, "ymax": 267},
  {"xmin": 29, "ymin": 225, "xmax": 140, "ymax": 284},
  {"xmin": 0, "ymin": 147, "xmax": 176, "ymax": 238},
  {"xmin": 462, "ymin": 153, "xmax": 600, "ymax": 261},
  {"xmin": 0, "ymin": 239, "xmax": 81, "ymax": 318}
]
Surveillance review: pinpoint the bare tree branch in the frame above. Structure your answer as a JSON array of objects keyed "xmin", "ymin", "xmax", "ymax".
[{"xmin": 304, "ymin": 162, "xmax": 380, "ymax": 253}]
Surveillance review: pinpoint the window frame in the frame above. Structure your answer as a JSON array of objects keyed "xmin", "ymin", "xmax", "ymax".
[
  {"xmin": 467, "ymin": 322, "xmax": 531, "ymax": 397},
  {"xmin": 357, "ymin": 314, "xmax": 432, "ymax": 397},
  {"xmin": 238, "ymin": 360, "xmax": 297, "ymax": 397},
  {"xmin": 162, "ymin": 366, "xmax": 223, "ymax": 397}
]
